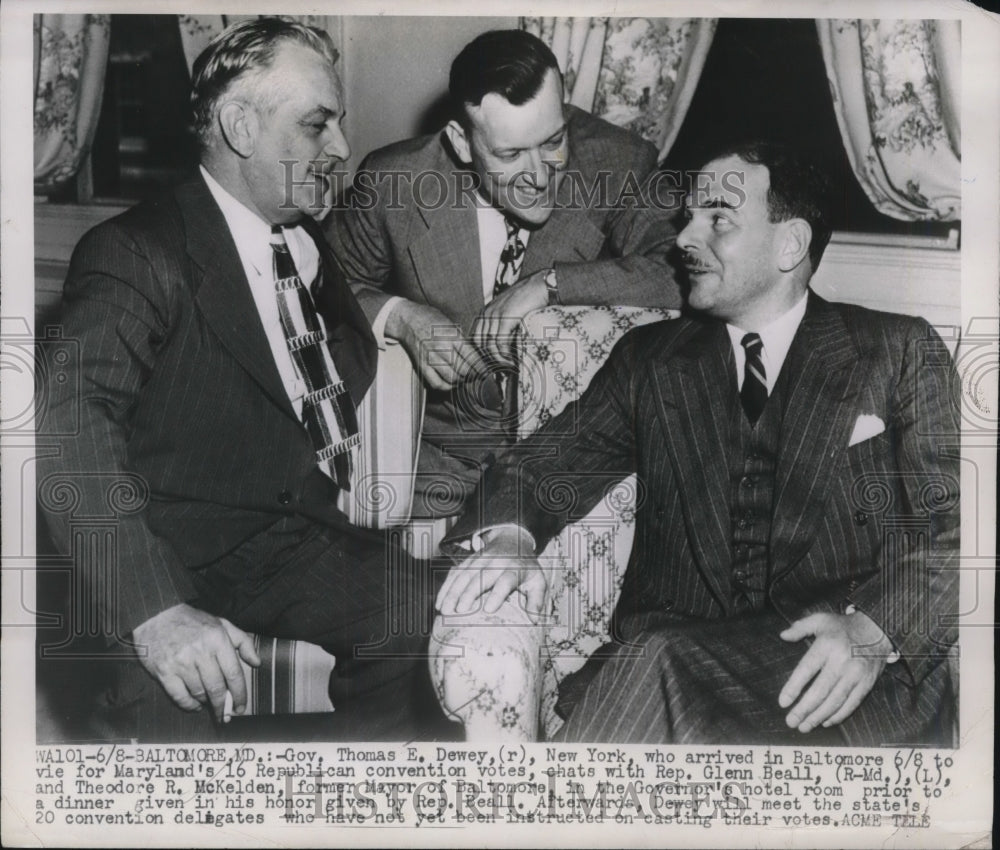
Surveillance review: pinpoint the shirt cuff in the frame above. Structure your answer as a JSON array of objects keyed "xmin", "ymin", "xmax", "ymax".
[
  {"xmin": 455, "ymin": 523, "xmax": 537, "ymax": 554},
  {"xmin": 371, "ymin": 296, "xmax": 404, "ymax": 350},
  {"xmin": 844, "ymin": 604, "xmax": 900, "ymax": 664}
]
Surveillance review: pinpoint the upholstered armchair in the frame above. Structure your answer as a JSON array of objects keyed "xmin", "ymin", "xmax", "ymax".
[{"xmin": 429, "ymin": 305, "xmax": 678, "ymax": 741}]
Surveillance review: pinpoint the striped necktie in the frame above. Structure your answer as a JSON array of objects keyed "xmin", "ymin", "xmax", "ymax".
[
  {"xmin": 740, "ymin": 332, "xmax": 767, "ymax": 425},
  {"xmin": 271, "ymin": 226, "xmax": 359, "ymax": 490},
  {"xmin": 493, "ymin": 216, "xmax": 526, "ymax": 298}
]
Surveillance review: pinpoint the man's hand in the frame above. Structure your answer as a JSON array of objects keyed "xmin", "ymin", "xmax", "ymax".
[
  {"xmin": 778, "ymin": 611, "xmax": 895, "ymax": 733},
  {"xmin": 436, "ymin": 526, "xmax": 546, "ymax": 617},
  {"xmin": 386, "ymin": 299, "xmax": 490, "ymax": 392},
  {"xmin": 131, "ymin": 603, "xmax": 261, "ymax": 722},
  {"xmin": 471, "ymin": 270, "xmax": 549, "ymax": 365}
]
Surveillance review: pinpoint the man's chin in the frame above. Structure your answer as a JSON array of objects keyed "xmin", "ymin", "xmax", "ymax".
[
  {"xmin": 684, "ymin": 278, "xmax": 716, "ymax": 311},
  {"xmin": 291, "ymin": 191, "xmax": 333, "ymax": 220}
]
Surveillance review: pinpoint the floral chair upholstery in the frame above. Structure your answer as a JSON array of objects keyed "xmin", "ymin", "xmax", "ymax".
[{"xmin": 430, "ymin": 305, "xmax": 678, "ymax": 740}]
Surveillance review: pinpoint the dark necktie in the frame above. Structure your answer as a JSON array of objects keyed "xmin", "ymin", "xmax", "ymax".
[
  {"xmin": 271, "ymin": 225, "xmax": 358, "ymax": 490},
  {"xmin": 493, "ymin": 216, "xmax": 526, "ymax": 298},
  {"xmin": 740, "ymin": 332, "xmax": 767, "ymax": 425}
]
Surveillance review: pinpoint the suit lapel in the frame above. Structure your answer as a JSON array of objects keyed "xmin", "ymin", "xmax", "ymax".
[
  {"xmin": 407, "ymin": 177, "xmax": 484, "ymax": 333},
  {"xmin": 179, "ymin": 179, "xmax": 295, "ymax": 418},
  {"xmin": 770, "ymin": 294, "xmax": 865, "ymax": 581},
  {"xmin": 649, "ymin": 321, "xmax": 735, "ymax": 612},
  {"xmin": 301, "ymin": 216, "xmax": 377, "ymax": 405}
]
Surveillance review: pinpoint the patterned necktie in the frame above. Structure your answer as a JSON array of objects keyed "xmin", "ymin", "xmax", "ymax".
[
  {"xmin": 740, "ymin": 332, "xmax": 767, "ymax": 425},
  {"xmin": 271, "ymin": 226, "xmax": 359, "ymax": 490},
  {"xmin": 493, "ymin": 216, "xmax": 526, "ymax": 298}
]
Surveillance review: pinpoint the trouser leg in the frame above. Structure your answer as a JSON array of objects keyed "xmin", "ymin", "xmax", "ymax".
[{"xmin": 554, "ymin": 612, "xmax": 844, "ymax": 745}]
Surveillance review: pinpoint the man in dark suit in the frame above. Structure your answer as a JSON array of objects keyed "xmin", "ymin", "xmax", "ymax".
[
  {"xmin": 38, "ymin": 19, "xmax": 446, "ymax": 741},
  {"xmin": 438, "ymin": 142, "xmax": 960, "ymax": 745},
  {"xmin": 328, "ymin": 29, "xmax": 682, "ymax": 517}
]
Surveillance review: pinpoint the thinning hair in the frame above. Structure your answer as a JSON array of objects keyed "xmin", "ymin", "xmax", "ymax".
[
  {"xmin": 190, "ymin": 17, "xmax": 339, "ymax": 150},
  {"xmin": 449, "ymin": 29, "xmax": 560, "ymax": 129},
  {"xmin": 704, "ymin": 140, "xmax": 835, "ymax": 271}
]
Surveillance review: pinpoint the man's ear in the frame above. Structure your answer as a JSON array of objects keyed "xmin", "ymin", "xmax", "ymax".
[
  {"xmin": 218, "ymin": 100, "xmax": 256, "ymax": 159},
  {"xmin": 444, "ymin": 120, "xmax": 473, "ymax": 165},
  {"xmin": 777, "ymin": 219, "xmax": 812, "ymax": 272}
]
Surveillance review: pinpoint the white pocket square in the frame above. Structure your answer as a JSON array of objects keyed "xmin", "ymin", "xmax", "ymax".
[{"xmin": 849, "ymin": 414, "xmax": 885, "ymax": 447}]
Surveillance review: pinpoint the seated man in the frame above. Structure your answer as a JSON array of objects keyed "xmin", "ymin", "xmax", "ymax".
[
  {"xmin": 328, "ymin": 29, "xmax": 682, "ymax": 518},
  {"xmin": 438, "ymin": 141, "xmax": 959, "ymax": 745},
  {"xmin": 37, "ymin": 19, "xmax": 449, "ymax": 741}
]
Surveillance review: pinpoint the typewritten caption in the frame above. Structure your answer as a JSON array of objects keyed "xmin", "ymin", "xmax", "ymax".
[{"xmin": 31, "ymin": 743, "xmax": 951, "ymax": 832}]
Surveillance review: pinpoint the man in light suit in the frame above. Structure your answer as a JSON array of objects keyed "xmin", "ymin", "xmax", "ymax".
[
  {"xmin": 38, "ymin": 19, "xmax": 448, "ymax": 741},
  {"xmin": 328, "ymin": 29, "xmax": 682, "ymax": 517},
  {"xmin": 438, "ymin": 141, "xmax": 960, "ymax": 745}
]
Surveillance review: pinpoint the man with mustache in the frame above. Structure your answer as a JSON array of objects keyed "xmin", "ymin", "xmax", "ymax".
[
  {"xmin": 328, "ymin": 29, "xmax": 682, "ymax": 519},
  {"xmin": 439, "ymin": 141, "xmax": 959, "ymax": 745},
  {"xmin": 38, "ymin": 19, "xmax": 448, "ymax": 741}
]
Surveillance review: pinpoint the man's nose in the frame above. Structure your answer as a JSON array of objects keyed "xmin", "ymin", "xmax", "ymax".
[
  {"xmin": 676, "ymin": 218, "xmax": 698, "ymax": 253},
  {"xmin": 324, "ymin": 125, "xmax": 351, "ymax": 163},
  {"xmin": 523, "ymin": 148, "xmax": 553, "ymax": 190}
]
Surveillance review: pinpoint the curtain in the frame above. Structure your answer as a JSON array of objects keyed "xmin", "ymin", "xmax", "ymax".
[
  {"xmin": 522, "ymin": 17, "xmax": 716, "ymax": 162},
  {"xmin": 33, "ymin": 14, "xmax": 111, "ymax": 194},
  {"xmin": 177, "ymin": 15, "xmax": 339, "ymax": 74},
  {"xmin": 817, "ymin": 19, "xmax": 960, "ymax": 222}
]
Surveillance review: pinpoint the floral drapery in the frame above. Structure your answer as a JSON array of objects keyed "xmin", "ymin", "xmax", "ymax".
[
  {"xmin": 33, "ymin": 14, "xmax": 111, "ymax": 193},
  {"xmin": 177, "ymin": 15, "xmax": 339, "ymax": 73},
  {"xmin": 817, "ymin": 19, "xmax": 960, "ymax": 221},
  {"xmin": 522, "ymin": 17, "xmax": 716, "ymax": 162}
]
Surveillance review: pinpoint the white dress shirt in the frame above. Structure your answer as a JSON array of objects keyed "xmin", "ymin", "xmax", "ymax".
[
  {"xmin": 726, "ymin": 291, "xmax": 809, "ymax": 393},
  {"xmin": 201, "ymin": 166, "xmax": 323, "ymax": 417}
]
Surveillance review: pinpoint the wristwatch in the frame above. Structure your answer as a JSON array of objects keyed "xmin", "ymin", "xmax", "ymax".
[{"xmin": 544, "ymin": 268, "xmax": 559, "ymax": 306}]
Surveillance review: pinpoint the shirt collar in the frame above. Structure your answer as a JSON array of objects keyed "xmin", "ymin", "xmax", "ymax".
[
  {"xmin": 726, "ymin": 290, "xmax": 809, "ymax": 382},
  {"xmin": 200, "ymin": 165, "xmax": 273, "ymax": 277}
]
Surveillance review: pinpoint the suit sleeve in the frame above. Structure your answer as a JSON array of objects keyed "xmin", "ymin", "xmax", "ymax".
[
  {"xmin": 325, "ymin": 156, "xmax": 400, "ymax": 326},
  {"xmin": 37, "ymin": 221, "xmax": 198, "ymax": 641},
  {"xmin": 848, "ymin": 320, "xmax": 960, "ymax": 687},
  {"xmin": 552, "ymin": 142, "xmax": 682, "ymax": 310},
  {"xmin": 445, "ymin": 332, "xmax": 644, "ymax": 552}
]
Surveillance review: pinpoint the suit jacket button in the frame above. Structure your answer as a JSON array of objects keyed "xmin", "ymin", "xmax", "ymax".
[
  {"xmin": 278, "ymin": 490, "xmax": 292, "ymax": 505},
  {"xmin": 854, "ymin": 511, "xmax": 868, "ymax": 525},
  {"xmin": 663, "ymin": 600, "xmax": 675, "ymax": 611}
]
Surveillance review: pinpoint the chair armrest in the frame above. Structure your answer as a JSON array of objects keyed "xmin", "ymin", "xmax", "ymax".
[
  {"xmin": 236, "ymin": 636, "xmax": 336, "ymax": 715},
  {"xmin": 430, "ymin": 601, "xmax": 548, "ymax": 741},
  {"xmin": 337, "ymin": 343, "xmax": 425, "ymax": 528},
  {"xmin": 428, "ymin": 307, "xmax": 678, "ymax": 740}
]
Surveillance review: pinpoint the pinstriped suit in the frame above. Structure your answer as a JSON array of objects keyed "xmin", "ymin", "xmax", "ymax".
[
  {"xmin": 451, "ymin": 293, "xmax": 960, "ymax": 745},
  {"xmin": 327, "ymin": 106, "xmax": 682, "ymax": 511},
  {"xmin": 38, "ymin": 177, "xmax": 443, "ymax": 740}
]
